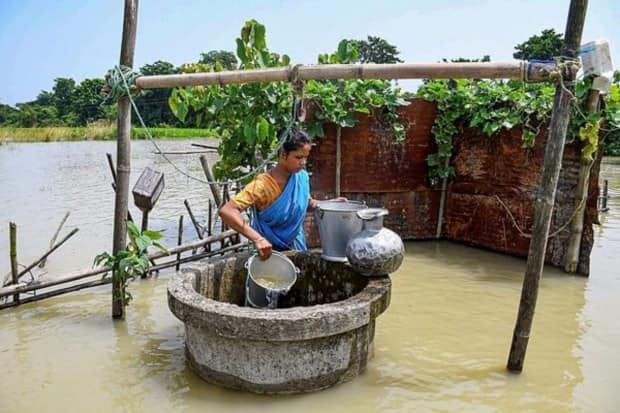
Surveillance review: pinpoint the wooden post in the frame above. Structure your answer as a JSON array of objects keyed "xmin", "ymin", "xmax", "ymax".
[
  {"xmin": 507, "ymin": 0, "xmax": 588, "ymax": 372},
  {"xmin": 199, "ymin": 155, "xmax": 223, "ymax": 207},
  {"xmin": 564, "ymin": 88, "xmax": 600, "ymax": 273},
  {"xmin": 9, "ymin": 222, "xmax": 19, "ymax": 303},
  {"xmin": 184, "ymin": 199, "xmax": 204, "ymax": 240},
  {"xmin": 39, "ymin": 211, "xmax": 70, "ymax": 269},
  {"xmin": 112, "ymin": 0, "xmax": 139, "ymax": 319},
  {"xmin": 600, "ymin": 179, "xmax": 609, "ymax": 211},
  {"xmin": 435, "ymin": 157, "xmax": 451, "ymax": 238},
  {"xmin": 335, "ymin": 126, "xmax": 342, "ymax": 197},
  {"xmin": 176, "ymin": 215, "xmax": 183, "ymax": 271}
]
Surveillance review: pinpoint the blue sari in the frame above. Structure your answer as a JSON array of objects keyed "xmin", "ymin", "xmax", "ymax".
[{"xmin": 251, "ymin": 170, "xmax": 309, "ymax": 251}]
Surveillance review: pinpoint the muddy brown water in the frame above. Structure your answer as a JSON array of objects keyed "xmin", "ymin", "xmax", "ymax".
[{"xmin": 0, "ymin": 142, "xmax": 618, "ymax": 412}]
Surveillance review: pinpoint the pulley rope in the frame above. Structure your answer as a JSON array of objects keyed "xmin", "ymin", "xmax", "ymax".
[{"xmin": 110, "ymin": 65, "xmax": 300, "ymax": 186}]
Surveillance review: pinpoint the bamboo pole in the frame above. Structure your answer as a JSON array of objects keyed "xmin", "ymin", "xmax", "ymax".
[
  {"xmin": 9, "ymin": 222, "xmax": 19, "ymax": 303},
  {"xmin": 112, "ymin": 0, "xmax": 139, "ymax": 319},
  {"xmin": 0, "ymin": 230, "xmax": 239, "ymax": 299},
  {"xmin": 600, "ymin": 179, "xmax": 609, "ymax": 211},
  {"xmin": 507, "ymin": 0, "xmax": 588, "ymax": 372},
  {"xmin": 564, "ymin": 89, "xmax": 601, "ymax": 273},
  {"xmin": 0, "ymin": 279, "xmax": 112, "ymax": 310},
  {"xmin": 135, "ymin": 61, "xmax": 557, "ymax": 90},
  {"xmin": 191, "ymin": 143, "xmax": 219, "ymax": 150},
  {"xmin": 153, "ymin": 150, "xmax": 216, "ymax": 155},
  {"xmin": 435, "ymin": 157, "xmax": 451, "ymax": 238},
  {"xmin": 176, "ymin": 215, "xmax": 184, "ymax": 271},
  {"xmin": 184, "ymin": 199, "xmax": 204, "ymax": 239},
  {"xmin": 15, "ymin": 228, "xmax": 79, "ymax": 280},
  {"xmin": 39, "ymin": 211, "xmax": 70, "ymax": 268},
  {"xmin": 335, "ymin": 126, "xmax": 342, "ymax": 197},
  {"xmin": 199, "ymin": 155, "xmax": 223, "ymax": 207},
  {"xmin": 0, "ymin": 241, "xmax": 249, "ymax": 310}
]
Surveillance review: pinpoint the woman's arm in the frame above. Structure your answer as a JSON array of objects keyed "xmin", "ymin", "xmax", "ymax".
[{"xmin": 219, "ymin": 200, "xmax": 273, "ymax": 260}]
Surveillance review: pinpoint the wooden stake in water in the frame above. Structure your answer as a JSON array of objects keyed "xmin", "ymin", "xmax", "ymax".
[
  {"xmin": 112, "ymin": 0, "xmax": 139, "ymax": 319},
  {"xmin": 9, "ymin": 222, "xmax": 19, "ymax": 303},
  {"xmin": 176, "ymin": 215, "xmax": 184, "ymax": 271},
  {"xmin": 507, "ymin": 0, "xmax": 588, "ymax": 372}
]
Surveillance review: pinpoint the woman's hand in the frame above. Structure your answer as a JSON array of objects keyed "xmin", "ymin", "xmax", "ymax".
[{"xmin": 254, "ymin": 237, "xmax": 273, "ymax": 261}]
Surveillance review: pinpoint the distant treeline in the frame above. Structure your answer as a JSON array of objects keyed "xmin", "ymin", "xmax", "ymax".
[{"xmin": 0, "ymin": 51, "xmax": 241, "ymax": 129}]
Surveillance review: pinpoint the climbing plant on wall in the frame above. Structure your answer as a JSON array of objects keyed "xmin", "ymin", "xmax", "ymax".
[{"xmin": 417, "ymin": 73, "xmax": 620, "ymax": 184}]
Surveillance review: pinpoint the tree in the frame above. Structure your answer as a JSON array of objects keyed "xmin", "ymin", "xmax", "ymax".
[
  {"xmin": 135, "ymin": 61, "xmax": 181, "ymax": 126},
  {"xmin": 72, "ymin": 78, "xmax": 107, "ymax": 125},
  {"xmin": 199, "ymin": 50, "xmax": 238, "ymax": 70},
  {"xmin": 352, "ymin": 36, "xmax": 403, "ymax": 64},
  {"xmin": 513, "ymin": 29, "xmax": 563, "ymax": 60},
  {"xmin": 52, "ymin": 78, "xmax": 77, "ymax": 119},
  {"xmin": 0, "ymin": 103, "xmax": 18, "ymax": 125},
  {"xmin": 442, "ymin": 55, "xmax": 491, "ymax": 63}
]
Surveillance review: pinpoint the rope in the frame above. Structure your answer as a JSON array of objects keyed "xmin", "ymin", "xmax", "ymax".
[
  {"xmin": 110, "ymin": 65, "xmax": 299, "ymax": 186},
  {"xmin": 102, "ymin": 65, "xmax": 142, "ymax": 103},
  {"xmin": 493, "ymin": 195, "xmax": 586, "ymax": 239}
]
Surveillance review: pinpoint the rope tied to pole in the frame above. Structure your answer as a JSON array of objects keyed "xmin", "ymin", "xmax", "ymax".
[
  {"xmin": 102, "ymin": 65, "xmax": 142, "ymax": 103},
  {"xmin": 548, "ymin": 57, "xmax": 582, "ymax": 100}
]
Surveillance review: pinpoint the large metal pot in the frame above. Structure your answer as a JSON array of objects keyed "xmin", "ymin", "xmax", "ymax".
[
  {"xmin": 314, "ymin": 200, "xmax": 368, "ymax": 262},
  {"xmin": 345, "ymin": 208, "xmax": 405, "ymax": 276},
  {"xmin": 245, "ymin": 251, "xmax": 298, "ymax": 309}
]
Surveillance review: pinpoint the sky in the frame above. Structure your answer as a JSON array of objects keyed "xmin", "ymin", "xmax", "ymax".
[{"xmin": 0, "ymin": 0, "xmax": 619, "ymax": 106}]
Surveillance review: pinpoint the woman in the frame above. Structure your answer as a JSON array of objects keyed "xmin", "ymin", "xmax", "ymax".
[{"xmin": 219, "ymin": 128, "xmax": 320, "ymax": 261}]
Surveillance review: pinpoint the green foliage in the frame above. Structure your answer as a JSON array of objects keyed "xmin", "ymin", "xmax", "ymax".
[
  {"xmin": 306, "ymin": 39, "xmax": 408, "ymax": 142},
  {"xmin": 72, "ymin": 78, "xmax": 107, "ymax": 125},
  {"xmin": 170, "ymin": 20, "xmax": 292, "ymax": 180},
  {"xmin": 603, "ymin": 71, "xmax": 620, "ymax": 156},
  {"xmin": 94, "ymin": 221, "xmax": 165, "ymax": 311},
  {"xmin": 417, "ymin": 79, "xmax": 556, "ymax": 183},
  {"xmin": 52, "ymin": 78, "xmax": 77, "ymax": 119},
  {"xmin": 513, "ymin": 29, "xmax": 563, "ymax": 60},
  {"xmin": 135, "ymin": 61, "xmax": 182, "ymax": 127},
  {"xmin": 442, "ymin": 55, "xmax": 491, "ymax": 63},
  {"xmin": 418, "ymin": 71, "xmax": 620, "ymax": 183},
  {"xmin": 169, "ymin": 22, "xmax": 409, "ymax": 180},
  {"xmin": 199, "ymin": 50, "xmax": 238, "ymax": 70},
  {"xmin": 351, "ymin": 36, "xmax": 403, "ymax": 64}
]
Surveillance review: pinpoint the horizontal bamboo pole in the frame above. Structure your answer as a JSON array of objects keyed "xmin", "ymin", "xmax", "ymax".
[
  {"xmin": 136, "ymin": 61, "xmax": 555, "ymax": 89},
  {"xmin": 0, "ymin": 230, "xmax": 238, "ymax": 299},
  {"xmin": 0, "ymin": 241, "xmax": 249, "ymax": 310}
]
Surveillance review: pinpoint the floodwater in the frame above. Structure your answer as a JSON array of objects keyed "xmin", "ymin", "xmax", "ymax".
[{"xmin": 0, "ymin": 141, "xmax": 619, "ymax": 412}]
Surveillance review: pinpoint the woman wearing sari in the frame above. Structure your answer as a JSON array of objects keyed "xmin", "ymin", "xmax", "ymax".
[{"xmin": 219, "ymin": 128, "xmax": 320, "ymax": 261}]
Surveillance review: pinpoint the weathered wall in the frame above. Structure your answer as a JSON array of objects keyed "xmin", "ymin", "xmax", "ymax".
[{"xmin": 305, "ymin": 98, "xmax": 599, "ymax": 274}]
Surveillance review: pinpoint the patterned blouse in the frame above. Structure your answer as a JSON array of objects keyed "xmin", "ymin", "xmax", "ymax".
[{"xmin": 231, "ymin": 173, "xmax": 282, "ymax": 212}]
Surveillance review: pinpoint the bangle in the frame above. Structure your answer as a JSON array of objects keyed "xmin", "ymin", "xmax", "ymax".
[{"xmin": 254, "ymin": 236, "xmax": 265, "ymax": 244}]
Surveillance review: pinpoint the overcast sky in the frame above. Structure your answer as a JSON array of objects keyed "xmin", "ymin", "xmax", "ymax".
[{"xmin": 1, "ymin": 0, "xmax": 618, "ymax": 106}]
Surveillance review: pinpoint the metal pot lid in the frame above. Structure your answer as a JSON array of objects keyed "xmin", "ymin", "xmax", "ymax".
[{"xmin": 315, "ymin": 200, "xmax": 367, "ymax": 212}]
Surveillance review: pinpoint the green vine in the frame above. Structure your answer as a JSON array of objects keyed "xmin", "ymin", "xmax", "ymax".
[
  {"xmin": 168, "ymin": 21, "xmax": 409, "ymax": 180},
  {"xmin": 417, "ymin": 72, "xmax": 620, "ymax": 183}
]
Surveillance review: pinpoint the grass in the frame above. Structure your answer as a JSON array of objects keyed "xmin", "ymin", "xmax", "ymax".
[{"xmin": 0, "ymin": 126, "xmax": 218, "ymax": 143}]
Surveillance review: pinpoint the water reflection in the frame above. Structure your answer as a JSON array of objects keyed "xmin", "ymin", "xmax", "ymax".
[{"xmin": 0, "ymin": 143, "xmax": 619, "ymax": 412}]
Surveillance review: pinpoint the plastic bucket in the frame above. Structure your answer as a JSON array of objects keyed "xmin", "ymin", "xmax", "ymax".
[
  {"xmin": 245, "ymin": 251, "xmax": 298, "ymax": 309},
  {"xmin": 314, "ymin": 200, "xmax": 368, "ymax": 262}
]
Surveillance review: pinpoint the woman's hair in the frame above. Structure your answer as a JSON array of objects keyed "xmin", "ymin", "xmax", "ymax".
[{"xmin": 280, "ymin": 127, "xmax": 311, "ymax": 154}]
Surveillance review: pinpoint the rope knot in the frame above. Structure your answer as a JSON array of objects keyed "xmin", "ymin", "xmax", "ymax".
[{"xmin": 102, "ymin": 65, "xmax": 142, "ymax": 102}]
